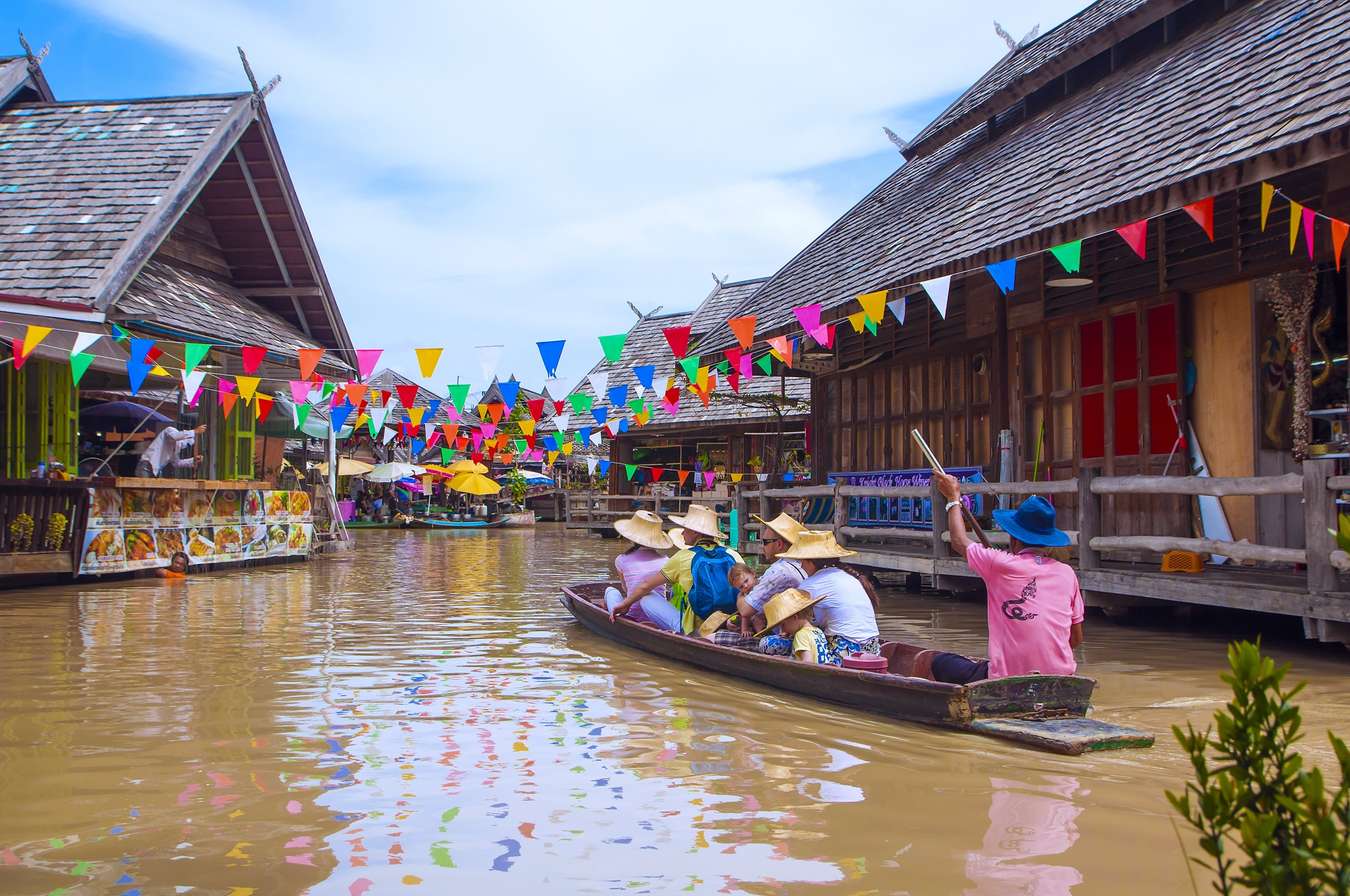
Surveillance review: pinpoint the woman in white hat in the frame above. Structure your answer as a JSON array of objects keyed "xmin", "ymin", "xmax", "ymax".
[
  {"xmin": 605, "ymin": 510, "xmax": 680, "ymax": 630},
  {"xmin": 772, "ymin": 530, "xmax": 882, "ymax": 657},
  {"xmin": 610, "ymin": 504, "xmax": 744, "ymax": 633}
]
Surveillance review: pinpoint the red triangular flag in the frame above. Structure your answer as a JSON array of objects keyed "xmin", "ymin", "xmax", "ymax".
[
  {"xmin": 662, "ymin": 326, "xmax": 692, "ymax": 359},
  {"xmin": 725, "ymin": 346, "xmax": 743, "ymax": 370},
  {"xmin": 728, "ymin": 370, "xmax": 741, "ymax": 393},
  {"xmin": 1332, "ymin": 219, "xmax": 1348, "ymax": 271},
  {"xmin": 10, "ymin": 337, "xmax": 28, "ymax": 371},
  {"xmin": 1115, "ymin": 220, "xmax": 1148, "ymax": 259},
  {"xmin": 298, "ymin": 348, "xmax": 324, "ymax": 381},
  {"xmin": 241, "ymin": 345, "xmax": 266, "ymax": 374},
  {"xmin": 470, "ymin": 451, "xmax": 484, "ymax": 464},
  {"xmin": 728, "ymin": 316, "xmax": 756, "ymax": 350},
  {"xmin": 817, "ymin": 324, "xmax": 836, "ymax": 349},
  {"xmin": 454, "ymin": 436, "xmax": 469, "ymax": 451},
  {"xmin": 395, "ymin": 384, "xmax": 419, "ymax": 410},
  {"xmin": 553, "ymin": 400, "xmax": 567, "ymax": 416},
  {"xmin": 650, "ymin": 467, "xmax": 664, "ymax": 482},
  {"xmin": 255, "ymin": 395, "xmax": 274, "ymax": 424},
  {"xmin": 527, "ymin": 398, "xmax": 545, "ymax": 421},
  {"xmin": 1183, "ymin": 197, "xmax": 1214, "ymax": 241}
]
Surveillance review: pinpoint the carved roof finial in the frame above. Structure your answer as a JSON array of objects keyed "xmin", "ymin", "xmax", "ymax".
[
  {"xmin": 17, "ymin": 30, "xmax": 50, "ymax": 71},
  {"xmin": 237, "ymin": 46, "xmax": 281, "ymax": 107}
]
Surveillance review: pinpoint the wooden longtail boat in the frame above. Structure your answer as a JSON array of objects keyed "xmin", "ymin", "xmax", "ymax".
[
  {"xmin": 561, "ymin": 582, "xmax": 1153, "ymax": 755},
  {"xmin": 412, "ymin": 517, "xmax": 506, "ymax": 530}
]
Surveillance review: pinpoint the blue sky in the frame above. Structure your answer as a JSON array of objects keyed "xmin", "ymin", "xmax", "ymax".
[{"xmin": 12, "ymin": 0, "xmax": 1082, "ymax": 394}]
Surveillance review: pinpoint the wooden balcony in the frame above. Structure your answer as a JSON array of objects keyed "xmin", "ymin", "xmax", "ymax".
[{"xmin": 0, "ymin": 478, "xmax": 90, "ymax": 580}]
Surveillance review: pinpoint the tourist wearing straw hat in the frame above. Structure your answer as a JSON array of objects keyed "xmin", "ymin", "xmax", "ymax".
[
  {"xmin": 732, "ymin": 512, "xmax": 810, "ymax": 640},
  {"xmin": 754, "ymin": 588, "xmax": 838, "ymax": 665},
  {"xmin": 929, "ymin": 473, "xmax": 1085, "ymax": 684},
  {"xmin": 604, "ymin": 510, "xmax": 680, "ymax": 630},
  {"xmin": 611, "ymin": 504, "xmax": 743, "ymax": 633},
  {"xmin": 773, "ymin": 530, "xmax": 882, "ymax": 657}
]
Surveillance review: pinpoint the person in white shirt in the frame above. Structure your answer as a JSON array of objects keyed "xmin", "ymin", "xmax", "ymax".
[
  {"xmin": 135, "ymin": 425, "xmax": 205, "ymax": 477},
  {"xmin": 775, "ymin": 530, "xmax": 882, "ymax": 656}
]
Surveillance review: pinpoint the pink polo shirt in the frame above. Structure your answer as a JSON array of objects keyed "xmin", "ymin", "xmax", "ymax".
[{"xmin": 966, "ymin": 544, "xmax": 1084, "ymax": 679}]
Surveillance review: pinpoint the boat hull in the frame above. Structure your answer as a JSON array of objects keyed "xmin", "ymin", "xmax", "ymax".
[
  {"xmin": 560, "ymin": 582, "xmax": 1152, "ymax": 754},
  {"xmin": 501, "ymin": 512, "xmax": 536, "ymax": 527},
  {"xmin": 414, "ymin": 517, "xmax": 506, "ymax": 530}
]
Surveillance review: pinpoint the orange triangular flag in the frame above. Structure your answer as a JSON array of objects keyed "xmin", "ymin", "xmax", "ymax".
[
  {"xmin": 1259, "ymin": 182, "xmax": 1274, "ymax": 231},
  {"xmin": 1332, "ymin": 219, "xmax": 1348, "ymax": 271},
  {"xmin": 1289, "ymin": 200, "xmax": 1303, "ymax": 254},
  {"xmin": 767, "ymin": 335, "xmax": 792, "ymax": 368},
  {"xmin": 1183, "ymin": 197, "xmax": 1214, "ymax": 241},
  {"xmin": 677, "ymin": 470, "xmax": 691, "ymax": 486},
  {"xmin": 298, "ymin": 348, "xmax": 324, "ymax": 381},
  {"xmin": 488, "ymin": 403, "xmax": 505, "ymax": 424},
  {"xmin": 221, "ymin": 392, "xmax": 238, "ymax": 419},
  {"xmin": 728, "ymin": 316, "xmax": 757, "ymax": 350},
  {"xmin": 345, "ymin": 383, "xmax": 368, "ymax": 406}
]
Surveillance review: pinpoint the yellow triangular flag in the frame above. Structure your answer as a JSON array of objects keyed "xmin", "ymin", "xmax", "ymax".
[
  {"xmin": 408, "ymin": 406, "xmax": 426, "ymax": 427},
  {"xmin": 518, "ymin": 419, "xmax": 536, "ymax": 436},
  {"xmin": 353, "ymin": 413, "xmax": 369, "ymax": 431},
  {"xmin": 636, "ymin": 409, "xmax": 650, "ymax": 425},
  {"xmin": 696, "ymin": 366, "xmax": 709, "ymax": 389},
  {"xmin": 235, "ymin": 375, "xmax": 261, "ymax": 404},
  {"xmin": 414, "ymin": 347, "xmax": 443, "ymax": 379},
  {"xmin": 1289, "ymin": 200, "xmax": 1303, "ymax": 253},
  {"xmin": 1259, "ymin": 182, "xmax": 1274, "ymax": 231},
  {"xmin": 857, "ymin": 290, "xmax": 886, "ymax": 325},
  {"xmin": 847, "ymin": 310, "xmax": 867, "ymax": 334},
  {"xmin": 477, "ymin": 403, "xmax": 488, "ymax": 419},
  {"xmin": 730, "ymin": 472, "xmax": 743, "ymax": 483},
  {"xmin": 21, "ymin": 324, "xmax": 52, "ymax": 357},
  {"xmin": 561, "ymin": 441, "xmax": 574, "ymax": 456},
  {"xmin": 547, "ymin": 450, "xmax": 560, "ymax": 466},
  {"xmin": 150, "ymin": 364, "xmax": 170, "ymax": 377}
]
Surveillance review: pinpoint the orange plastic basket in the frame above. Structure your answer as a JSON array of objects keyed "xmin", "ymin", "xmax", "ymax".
[{"xmin": 1161, "ymin": 550, "xmax": 1204, "ymax": 574}]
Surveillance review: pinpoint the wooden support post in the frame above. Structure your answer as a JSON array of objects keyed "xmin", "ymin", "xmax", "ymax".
[
  {"xmin": 931, "ymin": 481, "xmax": 949, "ymax": 559},
  {"xmin": 1303, "ymin": 459, "xmax": 1336, "ymax": 593},
  {"xmin": 757, "ymin": 487, "xmax": 770, "ymax": 524},
  {"xmin": 831, "ymin": 480, "xmax": 847, "ymax": 544},
  {"xmin": 1077, "ymin": 468, "xmax": 1100, "ymax": 571}
]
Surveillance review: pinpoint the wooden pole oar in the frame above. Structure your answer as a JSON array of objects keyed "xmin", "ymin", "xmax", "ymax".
[{"xmin": 911, "ymin": 429, "xmax": 991, "ymax": 548}]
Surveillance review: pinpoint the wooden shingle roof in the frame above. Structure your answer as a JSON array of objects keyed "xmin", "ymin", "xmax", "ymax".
[{"xmin": 710, "ymin": 0, "xmax": 1350, "ymax": 349}]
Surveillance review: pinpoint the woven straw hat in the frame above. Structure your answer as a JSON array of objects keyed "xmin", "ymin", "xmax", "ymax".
[
  {"xmin": 613, "ymin": 510, "xmax": 673, "ymax": 550},
  {"xmin": 755, "ymin": 587, "xmax": 824, "ymax": 638},
  {"xmin": 751, "ymin": 511, "xmax": 809, "ymax": 545},
  {"xmin": 667, "ymin": 527, "xmax": 688, "ymax": 550},
  {"xmin": 777, "ymin": 529, "xmax": 857, "ymax": 560},
  {"xmin": 696, "ymin": 611, "xmax": 732, "ymax": 639},
  {"xmin": 666, "ymin": 504, "xmax": 724, "ymax": 541}
]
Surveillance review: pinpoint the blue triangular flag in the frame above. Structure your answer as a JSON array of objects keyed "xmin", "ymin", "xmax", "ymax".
[
  {"xmin": 128, "ymin": 336, "xmax": 155, "ymax": 365},
  {"xmin": 410, "ymin": 438, "xmax": 425, "ymax": 456},
  {"xmin": 607, "ymin": 384, "xmax": 628, "ymax": 407},
  {"xmin": 618, "ymin": 417, "xmax": 629, "ymax": 433},
  {"xmin": 536, "ymin": 340, "xmax": 566, "ymax": 378},
  {"xmin": 498, "ymin": 380, "xmax": 521, "ymax": 408},
  {"xmin": 985, "ymin": 258, "xmax": 1017, "ymax": 295},
  {"xmin": 545, "ymin": 433, "xmax": 560, "ymax": 451},
  {"xmin": 126, "ymin": 358, "xmax": 151, "ymax": 395},
  {"xmin": 330, "ymin": 402, "xmax": 354, "ymax": 433},
  {"xmin": 592, "ymin": 406, "xmax": 609, "ymax": 425},
  {"xmin": 111, "ymin": 323, "xmax": 129, "ymax": 342},
  {"xmin": 598, "ymin": 460, "xmax": 611, "ymax": 476},
  {"xmin": 783, "ymin": 471, "xmax": 795, "ymax": 482},
  {"xmin": 425, "ymin": 399, "xmax": 442, "ymax": 420},
  {"xmin": 579, "ymin": 426, "xmax": 592, "ymax": 444},
  {"xmin": 633, "ymin": 365, "xmax": 655, "ymax": 390}
]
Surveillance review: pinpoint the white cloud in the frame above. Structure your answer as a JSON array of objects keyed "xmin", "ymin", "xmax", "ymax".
[{"xmin": 71, "ymin": 0, "xmax": 1083, "ymax": 392}]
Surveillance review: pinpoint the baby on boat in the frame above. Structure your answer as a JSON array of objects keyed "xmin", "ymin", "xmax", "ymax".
[{"xmin": 727, "ymin": 562, "xmax": 756, "ymax": 598}]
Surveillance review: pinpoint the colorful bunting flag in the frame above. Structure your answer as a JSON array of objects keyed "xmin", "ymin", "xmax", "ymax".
[
  {"xmin": 409, "ymin": 406, "xmax": 427, "ymax": 427},
  {"xmin": 1048, "ymin": 240, "xmax": 1082, "ymax": 274},
  {"xmin": 846, "ymin": 310, "xmax": 866, "ymax": 333},
  {"xmin": 623, "ymin": 464, "xmax": 637, "ymax": 481},
  {"xmin": 1301, "ymin": 206, "xmax": 1316, "ymax": 260},
  {"xmin": 447, "ymin": 383, "xmax": 471, "ymax": 414},
  {"xmin": 476, "ymin": 345, "xmax": 502, "ymax": 382},
  {"xmin": 394, "ymin": 384, "xmax": 419, "ymax": 411},
  {"xmin": 220, "ymin": 391, "xmax": 238, "ymax": 420},
  {"xmin": 984, "ymin": 259, "xmax": 1017, "ymax": 294},
  {"xmin": 297, "ymin": 347, "xmax": 323, "ymax": 381},
  {"xmin": 355, "ymin": 349, "xmax": 383, "ymax": 380},
  {"xmin": 857, "ymin": 290, "xmax": 886, "ymax": 325},
  {"xmin": 1332, "ymin": 219, "xmax": 1348, "ymax": 271},
  {"xmin": 255, "ymin": 395, "xmax": 274, "ymax": 424},
  {"xmin": 632, "ymin": 365, "xmax": 655, "ymax": 391},
  {"xmin": 585, "ymin": 457, "xmax": 599, "ymax": 476},
  {"xmin": 414, "ymin": 347, "xmax": 443, "ymax": 379},
  {"xmin": 793, "ymin": 304, "xmax": 822, "ymax": 338},
  {"xmin": 20, "ymin": 324, "xmax": 52, "ymax": 358},
  {"xmin": 70, "ymin": 332, "xmax": 101, "ymax": 358},
  {"xmin": 599, "ymin": 333, "xmax": 628, "ymax": 364},
  {"xmin": 607, "ymin": 384, "xmax": 628, "ymax": 407},
  {"xmin": 70, "ymin": 352, "xmax": 95, "ymax": 386},
  {"xmin": 920, "ymin": 276, "xmax": 951, "ymax": 318},
  {"xmin": 180, "ymin": 368, "xmax": 207, "ymax": 401},
  {"xmin": 536, "ymin": 340, "xmax": 566, "ymax": 378},
  {"xmin": 368, "ymin": 405, "xmax": 390, "ymax": 436},
  {"xmin": 767, "ymin": 336, "xmax": 792, "ymax": 368},
  {"xmin": 677, "ymin": 356, "xmax": 700, "ymax": 383},
  {"xmin": 1259, "ymin": 182, "xmax": 1274, "ymax": 231},
  {"xmin": 527, "ymin": 397, "xmax": 546, "ymax": 420},
  {"xmin": 728, "ymin": 316, "xmax": 756, "ymax": 350},
  {"xmin": 1115, "ymin": 220, "xmax": 1148, "ymax": 260},
  {"xmin": 289, "ymin": 380, "xmax": 312, "ymax": 404},
  {"xmin": 567, "ymin": 392, "xmax": 593, "ymax": 414},
  {"xmin": 498, "ymin": 380, "xmax": 521, "ymax": 409},
  {"xmin": 663, "ymin": 326, "xmax": 692, "ymax": 360},
  {"xmin": 1289, "ymin": 200, "xmax": 1304, "ymax": 254},
  {"xmin": 1183, "ymin": 197, "xmax": 1215, "ymax": 241},
  {"xmin": 755, "ymin": 354, "xmax": 773, "ymax": 376},
  {"xmin": 588, "ymin": 371, "xmax": 609, "ymax": 399},
  {"xmin": 295, "ymin": 403, "xmax": 312, "ymax": 431},
  {"xmin": 235, "ymin": 375, "xmax": 261, "ymax": 404},
  {"xmin": 553, "ymin": 412, "xmax": 571, "ymax": 431},
  {"xmin": 241, "ymin": 345, "xmax": 266, "ymax": 374},
  {"xmin": 111, "ymin": 323, "xmax": 128, "ymax": 342},
  {"xmin": 886, "ymin": 297, "xmax": 906, "ymax": 326}
]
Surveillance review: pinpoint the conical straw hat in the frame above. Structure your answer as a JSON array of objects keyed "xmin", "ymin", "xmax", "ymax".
[
  {"xmin": 777, "ymin": 529, "xmax": 856, "ymax": 560},
  {"xmin": 613, "ymin": 510, "xmax": 673, "ymax": 550},
  {"xmin": 666, "ymin": 504, "xmax": 724, "ymax": 541},
  {"xmin": 751, "ymin": 511, "xmax": 809, "ymax": 544},
  {"xmin": 755, "ymin": 587, "xmax": 824, "ymax": 638}
]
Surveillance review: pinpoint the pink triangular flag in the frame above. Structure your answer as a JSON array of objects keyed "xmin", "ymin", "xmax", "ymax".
[
  {"xmin": 289, "ymin": 380, "xmax": 312, "ymax": 404},
  {"xmin": 1115, "ymin": 220, "xmax": 1148, "ymax": 260},
  {"xmin": 792, "ymin": 304, "xmax": 822, "ymax": 336},
  {"xmin": 355, "ymin": 349, "xmax": 383, "ymax": 380},
  {"xmin": 1302, "ymin": 206, "xmax": 1316, "ymax": 261}
]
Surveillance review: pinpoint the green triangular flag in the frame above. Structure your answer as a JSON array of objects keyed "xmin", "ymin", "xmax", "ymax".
[
  {"xmin": 320, "ymin": 381, "xmax": 336, "ymax": 399},
  {"xmin": 627, "ymin": 398, "xmax": 646, "ymax": 414},
  {"xmin": 441, "ymin": 447, "xmax": 453, "ymax": 463},
  {"xmin": 598, "ymin": 333, "xmax": 628, "ymax": 364},
  {"xmin": 755, "ymin": 354, "xmax": 773, "ymax": 375},
  {"xmin": 447, "ymin": 383, "xmax": 471, "ymax": 414},
  {"xmin": 183, "ymin": 342, "xmax": 212, "ymax": 375},
  {"xmin": 295, "ymin": 403, "xmax": 312, "ymax": 431},
  {"xmin": 568, "ymin": 392, "xmax": 593, "ymax": 414},
  {"xmin": 864, "ymin": 316, "xmax": 877, "ymax": 336},
  {"xmin": 624, "ymin": 463, "xmax": 637, "ymax": 481},
  {"xmin": 1048, "ymin": 240, "xmax": 1083, "ymax": 274},
  {"xmin": 513, "ymin": 439, "xmax": 527, "ymax": 453},
  {"xmin": 715, "ymin": 360, "xmax": 730, "ymax": 375},
  {"xmin": 574, "ymin": 431, "xmax": 586, "ymax": 445},
  {"xmin": 367, "ymin": 412, "xmax": 381, "ymax": 437},
  {"xmin": 70, "ymin": 352, "xmax": 95, "ymax": 386},
  {"xmin": 677, "ymin": 355, "xmax": 700, "ymax": 383}
]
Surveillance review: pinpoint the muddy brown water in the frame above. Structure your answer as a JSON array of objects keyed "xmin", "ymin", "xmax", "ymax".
[{"xmin": 1, "ymin": 526, "xmax": 1347, "ymax": 895}]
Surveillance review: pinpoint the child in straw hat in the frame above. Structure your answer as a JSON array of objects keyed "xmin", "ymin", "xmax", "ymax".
[
  {"xmin": 756, "ymin": 588, "xmax": 838, "ymax": 665},
  {"xmin": 604, "ymin": 510, "xmax": 680, "ymax": 631}
]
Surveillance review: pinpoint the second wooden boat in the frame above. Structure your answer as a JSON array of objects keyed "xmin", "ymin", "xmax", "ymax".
[
  {"xmin": 561, "ymin": 581, "xmax": 1153, "ymax": 755},
  {"xmin": 413, "ymin": 517, "xmax": 506, "ymax": 530}
]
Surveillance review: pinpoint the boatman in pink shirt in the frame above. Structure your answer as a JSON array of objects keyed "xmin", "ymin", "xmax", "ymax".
[{"xmin": 928, "ymin": 473, "xmax": 1084, "ymax": 684}]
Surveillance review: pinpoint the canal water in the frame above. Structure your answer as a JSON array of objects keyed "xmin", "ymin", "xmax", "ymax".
[{"xmin": 1, "ymin": 526, "xmax": 1347, "ymax": 895}]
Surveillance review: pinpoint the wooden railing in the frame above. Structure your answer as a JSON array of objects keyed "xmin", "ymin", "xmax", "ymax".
[
  {"xmin": 564, "ymin": 492, "xmax": 732, "ymax": 527},
  {"xmin": 0, "ymin": 478, "xmax": 90, "ymax": 577}
]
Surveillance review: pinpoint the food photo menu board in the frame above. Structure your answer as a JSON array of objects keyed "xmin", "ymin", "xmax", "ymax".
[{"xmin": 80, "ymin": 485, "xmax": 316, "ymax": 576}]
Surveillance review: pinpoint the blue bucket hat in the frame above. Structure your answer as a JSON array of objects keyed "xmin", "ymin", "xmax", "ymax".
[{"xmin": 992, "ymin": 495, "xmax": 1070, "ymax": 547}]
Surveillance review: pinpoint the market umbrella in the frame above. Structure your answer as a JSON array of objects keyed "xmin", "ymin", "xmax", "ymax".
[
  {"xmin": 499, "ymin": 469, "xmax": 554, "ymax": 486},
  {"xmin": 449, "ymin": 472, "xmax": 502, "ymax": 495},
  {"xmin": 365, "ymin": 462, "xmax": 426, "ymax": 482},
  {"xmin": 314, "ymin": 457, "xmax": 374, "ymax": 477},
  {"xmin": 444, "ymin": 458, "xmax": 489, "ymax": 474},
  {"xmin": 80, "ymin": 400, "xmax": 172, "ymax": 432}
]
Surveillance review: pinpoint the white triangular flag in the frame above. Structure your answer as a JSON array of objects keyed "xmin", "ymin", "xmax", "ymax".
[
  {"xmin": 585, "ymin": 456, "xmax": 598, "ymax": 475},
  {"xmin": 179, "ymin": 368, "xmax": 207, "ymax": 399},
  {"xmin": 425, "ymin": 422, "xmax": 436, "ymax": 442},
  {"xmin": 381, "ymin": 426, "xmax": 397, "ymax": 445},
  {"xmin": 920, "ymin": 276, "xmax": 951, "ymax": 318},
  {"xmin": 369, "ymin": 405, "xmax": 390, "ymax": 431},
  {"xmin": 476, "ymin": 344, "xmax": 502, "ymax": 383},
  {"xmin": 756, "ymin": 473, "xmax": 768, "ymax": 482},
  {"xmin": 71, "ymin": 331, "xmax": 102, "ymax": 357},
  {"xmin": 587, "ymin": 371, "xmax": 609, "ymax": 399},
  {"xmin": 590, "ymin": 430, "xmax": 603, "ymax": 446},
  {"xmin": 886, "ymin": 297, "xmax": 906, "ymax": 326},
  {"xmin": 553, "ymin": 413, "xmax": 571, "ymax": 431}
]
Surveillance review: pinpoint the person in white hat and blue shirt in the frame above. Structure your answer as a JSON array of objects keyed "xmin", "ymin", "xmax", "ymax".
[{"xmin": 930, "ymin": 473, "xmax": 1085, "ymax": 684}]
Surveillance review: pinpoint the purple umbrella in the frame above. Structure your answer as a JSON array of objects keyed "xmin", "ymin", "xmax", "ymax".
[{"xmin": 80, "ymin": 401, "xmax": 173, "ymax": 432}]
